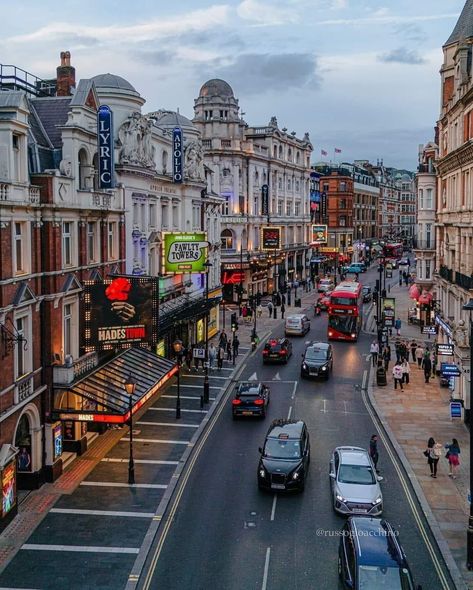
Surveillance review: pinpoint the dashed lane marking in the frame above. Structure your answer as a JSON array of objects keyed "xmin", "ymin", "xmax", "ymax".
[
  {"xmin": 270, "ymin": 495, "xmax": 277, "ymax": 522},
  {"xmin": 262, "ymin": 547, "xmax": 271, "ymax": 590}
]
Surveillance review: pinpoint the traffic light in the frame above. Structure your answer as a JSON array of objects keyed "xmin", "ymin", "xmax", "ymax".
[{"xmin": 231, "ymin": 312, "xmax": 238, "ymax": 331}]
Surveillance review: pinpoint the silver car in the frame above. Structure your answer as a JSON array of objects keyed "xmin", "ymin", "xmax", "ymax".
[{"xmin": 329, "ymin": 446, "xmax": 383, "ymax": 516}]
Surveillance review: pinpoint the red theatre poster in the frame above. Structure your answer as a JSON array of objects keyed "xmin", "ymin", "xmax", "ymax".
[{"xmin": 84, "ymin": 277, "xmax": 158, "ymax": 350}]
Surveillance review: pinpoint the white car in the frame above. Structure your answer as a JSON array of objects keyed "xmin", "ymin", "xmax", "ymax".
[{"xmin": 318, "ymin": 278, "xmax": 334, "ymax": 293}]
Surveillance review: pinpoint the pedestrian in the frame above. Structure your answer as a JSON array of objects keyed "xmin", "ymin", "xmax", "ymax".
[
  {"xmin": 415, "ymin": 345, "xmax": 424, "ymax": 367},
  {"xmin": 257, "ymin": 304, "xmax": 263, "ymax": 318},
  {"xmin": 394, "ymin": 339, "xmax": 402, "ymax": 363},
  {"xmin": 242, "ymin": 305, "xmax": 248, "ymax": 319},
  {"xmin": 425, "ymin": 437, "xmax": 441, "ymax": 478},
  {"xmin": 267, "ymin": 302, "xmax": 273, "ymax": 317},
  {"xmin": 208, "ymin": 343, "xmax": 217, "ymax": 369},
  {"xmin": 185, "ymin": 346, "xmax": 193, "ymax": 371},
  {"xmin": 369, "ymin": 434, "xmax": 380, "ymax": 473},
  {"xmin": 423, "ymin": 353, "xmax": 432, "ymax": 383},
  {"xmin": 281, "ymin": 303, "xmax": 285, "ymax": 319},
  {"xmin": 401, "ymin": 358, "xmax": 410, "ymax": 385},
  {"xmin": 370, "ymin": 340, "xmax": 379, "ymax": 367},
  {"xmin": 410, "ymin": 340, "xmax": 417, "ymax": 363},
  {"xmin": 383, "ymin": 345, "xmax": 391, "ymax": 371},
  {"xmin": 217, "ymin": 345, "xmax": 225, "ymax": 370},
  {"xmin": 399, "ymin": 271, "xmax": 403, "ymax": 286},
  {"xmin": 445, "ymin": 438, "xmax": 461, "ymax": 479},
  {"xmin": 232, "ymin": 335, "xmax": 240, "ymax": 362},
  {"xmin": 226, "ymin": 340, "xmax": 232, "ymax": 361},
  {"xmin": 394, "ymin": 317, "xmax": 401, "ymax": 336},
  {"xmin": 431, "ymin": 351, "xmax": 437, "ymax": 377},
  {"xmin": 392, "ymin": 361, "xmax": 404, "ymax": 390},
  {"xmin": 218, "ymin": 330, "xmax": 228, "ymax": 351},
  {"xmin": 404, "ymin": 272, "xmax": 409, "ymax": 286}
]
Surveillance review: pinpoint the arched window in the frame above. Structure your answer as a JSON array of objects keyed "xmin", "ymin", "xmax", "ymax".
[
  {"xmin": 287, "ymin": 178, "xmax": 292, "ymax": 191},
  {"xmin": 15, "ymin": 414, "xmax": 32, "ymax": 472},
  {"xmin": 278, "ymin": 176, "xmax": 282, "ymax": 190},
  {"xmin": 92, "ymin": 152, "xmax": 99, "ymax": 190},
  {"xmin": 78, "ymin": 148, "xmax": 89, "ymax": 190},
  {"xmin": 288, "ymin": 148, "xmax": 292, "ymax": 162},
  {"xmin": 296, "ymin": 151, "xmax": 300, "ymax": 164},
  {"xmin": 162, "ymin": 150, "xmax": 168, "ymax": 174},
  {"xmin": 220, "ymin": 229, "xmax": 234, "ymax": 250},
  {"xmin": 273, "ymin": 145, "xmax": 277, "ymax": 158},
  {"xmin": 279, "ymin": 145, "xmax": 283, "ymax": 159}
]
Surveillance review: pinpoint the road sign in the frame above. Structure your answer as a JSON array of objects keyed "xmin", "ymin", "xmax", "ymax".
[
  {"xmin": 441, "ymin": 363, "xmax": 461, "ymax": 377},
  {"xmin": 193, "ymin": 348, "xmax": 205, "ymax": 359},
  {"xmin": 436, "ymin": 343, "xmax": 454, "ymax": 356},
  {"xmin": 423, "ymin": 326, "xmax": 437, "ymax": 335},
  {"xmin": 450, "ymin": 401, "xmax": 462, "ymax": 419}
]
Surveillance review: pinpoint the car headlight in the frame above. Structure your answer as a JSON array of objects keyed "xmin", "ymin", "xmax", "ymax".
[
  {"xmin": 302, "ymin": 363, "xmax": 307, "ymax": 370},
  {"xmin": 292, "ymin": 470, "xmax": 301, "ymax": 480},
  {"xmin": 336, "ymin": 493, "xmax": 345, "ymax": 502},
  {"xmin": 373, "ymin": 496, "xmax": 382, "ymax": 505},
  {"xmin": 321, "ymin": 365, "xmax": 327, "ymax": 371},
  {"xmin": 259, "ymin": 468, "xmax": 266, "ymax": 478}
]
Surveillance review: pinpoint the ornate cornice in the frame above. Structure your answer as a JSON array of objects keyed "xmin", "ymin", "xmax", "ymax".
[{"xmin": 437, "ymin": 140, "xmax": 473, "ymax": 176}]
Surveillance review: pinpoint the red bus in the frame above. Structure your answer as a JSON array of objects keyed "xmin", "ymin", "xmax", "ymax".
[
  {"xmin": 327, "ymin": 281, "xmax": 363, "ymax": 341},
  {"xmin": 383, "ymin": 243, "xmax": 403, "ymax": 261}
]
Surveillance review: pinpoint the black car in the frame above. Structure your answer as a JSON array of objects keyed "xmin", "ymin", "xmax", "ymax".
[
  {"xmin": 362, "ymin": 285, "xmax": 372, "ymax": 303},
  {"xmin": 262, "ymin": 338, "xmax": 293, "ymax": 364},
  {"xmin": 339, "ymin": 516, "xmax": 420, "ymax": 590},
  {"xmin": 300, "ymin": 342, "xmax": 333, "ymax": 379},
  {"xmin": 232, "ymin": 382, "xmax": 270, "ymax": 419},
  {"xmin": 257, "ymin": 419, "xmax": 310, "ymax": 493}
]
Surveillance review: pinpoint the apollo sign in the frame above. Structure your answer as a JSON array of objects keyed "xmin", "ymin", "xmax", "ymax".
[
  {"xmin": 173, "ymin": 127, "xmax": 183, "ymax": 183},
  {"xmin": 97, "ymin": 105, "xmax": 114, "ymax": 189}
]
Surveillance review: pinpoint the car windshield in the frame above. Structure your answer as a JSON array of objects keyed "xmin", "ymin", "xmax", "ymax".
[
  {"xmin": 331, "ymin": 296, "xmax": 355, "ymax": 306},
  {"xmin": 305, "ymin": 349, "xmax": 327, "ymax": 361},
  {"xmin": 358, "ymin": 565, "xmax": 413, "ymax": 589},
  {"xmin": 328, "ymin": 315, "xmax": 358, "ymax": 334},
  {"xmin": 338, "ymin": 464, "xmax": 376, "ymax": 485},
  {"xmin": 264, "ymin": 438, "xmax": 301, "ymax": 459},
  {"xmin": 265, "ymin": 342, "xmax": 282, "ymax": 351},
  {"xmin": 362, "ymin": 287, "xmax": 371, "ymax": 294},
  {"xmin": 237, "ymin": 385, "xmax": 260, "ymax": 397}
]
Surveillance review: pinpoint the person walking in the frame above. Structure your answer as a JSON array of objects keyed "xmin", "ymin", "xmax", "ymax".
[
  {"xmin": 185, "ymin": 346, "xmax": 193, "ymax": 372},
  {"xmin": 425, "ymin": 437, "xmax": 441, "ymax": 478},
  {"xmin": 370, "ymin": 340, "xmax": 379, "ymax": 367},
  {"xmin": 208, "ymin": 343, "xmax": 217, "ymax": 370},
  {"xmin": 267, "ymin": 302, "xmax": 273, "ymax": 318},
  {"xmin": 415, "ymin": 344, "xmax": 424, "ymax": 368},
  {"xmin": 232, "ymin": 335, "xmax": 240, "ymax": 364},
  {"xmin": 383, "ymin": 344, "xmax": 391, "ymax": 372},
  {"xmin": 218, "ymin": 330, "xmax": 228, "ymax": 351},
  {"xmin": 401, "ymin": 358, "xmax": 410, "ymax": 385},
  {"xmin": 404, "ymin": 272, "xmax": 409, "ymax": 286},
  {"xmin": 445, "ymin": 438, "xmax": 461, "ymax": 479},
  {"xmin": 410, "ymin": 340, "xmax": 417, "ymax": 363},
  {"xmin": 392, "ymin": 361, "xmax": 404, "ymax": 390},
  {"xmin": 394, "ymin": 317, "xmax": 402, "ymax": 336},
  {"xmin": 394, "ymin": 340, "xmax": 402, "ymax": 363},
  {"xmin": 399, "ymin": 270, "xmax": 403, "ymax": 286},
  {"xmin": 257, "ymin": 304, "xmax": 263, "ymax": 318},
  {"xmin": 369, "ymin": 434, "xmax": 380, "ymax": 473},
  {"xmin": 217, "ymin": 344, "xmax": 225, "ymax": 370},
  {"xmin": 423, "ymin": 353, "xmax": 432, "ymax": 383}
]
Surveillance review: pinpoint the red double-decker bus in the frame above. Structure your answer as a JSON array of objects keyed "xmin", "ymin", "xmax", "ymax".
[
  {"xmin": 327, "ymin": 281, "xmax": 363, "ymax": 341},
  {"xmin": 383, "ymin": 243, "xmax": 403, "ymax": 261}
]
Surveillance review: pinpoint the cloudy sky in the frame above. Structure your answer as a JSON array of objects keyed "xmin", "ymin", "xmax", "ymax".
[{"xmin": 1, "ymin": 0, "xmax": 466, "ymax": 169}]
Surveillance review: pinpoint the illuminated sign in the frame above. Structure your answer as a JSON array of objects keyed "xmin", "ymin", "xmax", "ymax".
[
  {"xmin": 162, "ymin": 232, "xmax": 208, "ymax": 274},
  {"xmin": 222, "ymin": 271, "xmax": 245, "ymax": 285},
  {"xmin": 311, "ymin": 224, "xmax": 328, "ymax": 244},
  {"xmin": 261, "ymin": 185, "xmax": 269, "ymax": 216},
  {"xmin": 53, "ymin": 423, "xmax": 62, "ymax": 461},
  {"xmin": 261, "ymin": 226, "xmax": 281, "ymax": 250},
  {"xmin": 173, "ymin": 127, "xmax": 183, "ymax": 183},
  {"xmin": 436, "ymin": 343, "xmax": 454, "ymax": 356},
  {"xmin": 97, "ymin": 105, "xmax": 114, "ymax": 189},
  {"xmin": 84, "ymin": 277, "xmax": 158, "ymax": 351},
  {"xmin": 2, "ymin": 461, "xmax": 16, "ymax": 517}
]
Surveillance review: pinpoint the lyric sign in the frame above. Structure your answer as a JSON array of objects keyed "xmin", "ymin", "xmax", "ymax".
[{"xmin": 97, "ymin": 105, "xmax": 114, "ymax": 189}]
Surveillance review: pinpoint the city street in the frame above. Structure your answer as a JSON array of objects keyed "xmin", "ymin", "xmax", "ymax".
[{"xmin": 139, "ymin": 267, "xmax": 455, "ymax": 590}]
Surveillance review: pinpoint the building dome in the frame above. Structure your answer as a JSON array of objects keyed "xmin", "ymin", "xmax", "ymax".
[
  {"xmin": 199, "ymin": 79, "xmax": 234, "ymax": 98},
  {"xmin": 151, "ymin": 110, "xmax": 194, "ymax": 130},
  {"xmin": 91, "ymin": 73, "xmax": 137, "ymax": 93}
]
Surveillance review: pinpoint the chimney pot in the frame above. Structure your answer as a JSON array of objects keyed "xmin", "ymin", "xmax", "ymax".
[{"xmin": 56, "ymin": 50, "xmax": 75, "ymax": 96}]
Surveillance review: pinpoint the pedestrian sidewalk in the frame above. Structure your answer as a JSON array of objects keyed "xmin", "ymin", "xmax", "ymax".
[{"xmin": 370, "ymin": 281, "xmax": 473, "ymax": 589}]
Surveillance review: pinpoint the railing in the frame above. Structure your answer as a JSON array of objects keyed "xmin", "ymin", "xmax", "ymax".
[
  {"xmin": 439, "ymin": 265, "xmax": 453, "ymax": 282},
  {"xmin": 53, "ymin": 351, "xmax": 99, "ymax": 386},
  {"xmin": 14, "ymin": 374, "xmax": 33, "ymax": 404},
  {"xmin": 29, "ymin": 186, "xmax": 40, "ymax": 204},
  {"xmin": 91, "ymin": 192, "xmax": 113, "ymax": 209},
  {"xmin": 221, "ymin": 140, "xmax": 231, "ymax": 148},
  {"xmin": 438, "ymin": 266, "xmax": 473, "ymax": 291},
  {"xmin": 0, "ymin": 184, "xmax": 9, "ymax": 200},
  {"xmin": 202, "ymin": 139, "xmax": 212, "ymax": 149}
]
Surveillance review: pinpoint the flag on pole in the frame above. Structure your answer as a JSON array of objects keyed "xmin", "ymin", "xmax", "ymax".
[
  {"xmin": 321, "ymin": 149, "xmax": 328, "ymax": 156},
  {"xmin": 334, "ymin": 148, "xmax": 342, "ymax": 153}
]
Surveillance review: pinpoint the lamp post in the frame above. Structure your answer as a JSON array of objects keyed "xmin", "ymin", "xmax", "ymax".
[
  {"xmin": 239, "ymin": 245, "xmax": 243, "ymax": 316},
  {"xmin": 462, "ymin": 297, "xmax": 473, "ymax": 569},
  {"xmin": 172, "ymin": 339, "xmax": 183, "ymax": 419},
  {"xmin": 124, "ymin": 375, "xmax": 136, "ymax": 485},
  {"xmin": 203, "ymin": 261, "xmax": 213, "ymax": 404}
]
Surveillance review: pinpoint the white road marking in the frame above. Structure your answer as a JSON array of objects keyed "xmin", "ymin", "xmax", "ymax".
[
  {"xmin": 270, "ymin": 495, "xmax": 277, "ymax": 521},
  {"xmin": 160, "ymin": 395, "xmax": 216, "ymax": 401},
  {"xmin": 148, "ymin": 407, "xmax": 206, "ymax": 414},
  {"xmin": 80, "ymin": 481, "xmax": 168, "ymax": 489},
  {"xmin": 248, "ymin": 372, "xmax": 258, "ymax": 381},
  {"xmin": 101, "ymin": 458, "xmax": 179, "ymax": 465},
  {"xmin": 21, "ymin": 544, "xmax": 139, "ymax": 554},
  {"xmin": 287, "ymin": 406, "xmax": 293, "ymax": 420},
  {"xmin": 262, "ymin": 547, "xmax": 271, "ymax": 590},
  {"xmin": 50, "ymin": 508, "xmax": 154, "ymax": 518},
  {"xmin": 322, "ymin": 399, "xmax": 327, "ymax": 413},
  {"xmin": 136, "ymin": 421, "xmax": 199, "ymax": 429},
  {"xmin": 343, "ymin": 401, "xmax": 348, "ymax": 415},
  {"xmin": 170, "ymin": 384, "xmax": 220, "ymax": 390},
  {"xmin": 121, "ymin": 438, "xmax": 189, "ymax": 445},
  {"xmin": 305, "ymin": 340, "xmax": 311, "ymax": 345},
  {"xmin": 273, "ymin": 372, "xmax": 281, "ymax": 381},
  {"xmin": 362, "ymin": 369, "xmax": 368, "ymax": 391},
  {"xmin": 291, "ymin": 381, "xmax": 297, "ymax": 399},
  {"xmin": 184, "ymin": 374, "xmax": 228, "ymax": 380}
]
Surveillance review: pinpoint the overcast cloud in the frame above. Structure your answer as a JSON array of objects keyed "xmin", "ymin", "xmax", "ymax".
[{"xmin": 0, "ymin": 0, "xmax": 466, "ymax": 169}]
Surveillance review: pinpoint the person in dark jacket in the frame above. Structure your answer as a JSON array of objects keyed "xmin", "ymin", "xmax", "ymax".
[
  {"xmin": 383, "ymin": 345, "xmax": 391, "ymax": 371},
  {"xmin": 423, "ymin": 353, "xmax": 432, "ymax": 383},
  {"xmin": 410, "ymin": 340, "xmax": 417, "ymax": 363},
  {"xmin": 369, "ymin": 434, "xmax": 380, "ymax": 473}
]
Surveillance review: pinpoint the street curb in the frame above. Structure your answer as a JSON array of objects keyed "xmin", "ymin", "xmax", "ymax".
[
  {"xmin": 366, "ymin": 364, "xmax": 468, "ymax": 590},
  {"xmin": 126, "ymin": 330, "xmax": 272, "ymax": 590}
]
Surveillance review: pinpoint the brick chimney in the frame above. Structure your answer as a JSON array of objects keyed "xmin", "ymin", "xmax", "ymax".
[{"xmin": 56, "ymin": 51, "xmax": 75, "ymax": 96}]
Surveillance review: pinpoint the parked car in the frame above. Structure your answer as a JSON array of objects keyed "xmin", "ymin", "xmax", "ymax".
[
  {"xmin": 285, "ymin": 314, "xmax": 311, "ymax": 336},
  {"xmin": 329, "ymin": 446, "xmax": 383, "ymax": 516},
  {"xmin": 257, "ymin": 419, "xmax": 310, "ymax": 493},
  {"xmin": 262, "ymin": 338, "xmax": 292, "ymax": 364},
  {"xmin": 232, "ymin": 382, "xmax": 270, "ymax": 419},
  {"xmin": 318, "ymin": 278, "xmax": 335, "ymax": 293},
  {"xmin": 339, "ymin": 516, "xmax": 421, "ymax": 590},
  {"xmin": 301, "ymin": 342, "xmax": 333, "ymax": 380},
  {"xmin": 362, "ymin": 285, "xmax": 372, "ymax": 303}
]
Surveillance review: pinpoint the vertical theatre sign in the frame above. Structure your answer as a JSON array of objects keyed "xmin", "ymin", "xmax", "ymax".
[
  {"xmin": 97, "ymin": 105, "xmax": 114, "ymax": 189},
  {"xmin": 173, "ymin": 127, "xmax": 183, "ymax": 183},
  {"xmin": 261, "ymin": 184, "xmax": 269, "ymax": 217}
]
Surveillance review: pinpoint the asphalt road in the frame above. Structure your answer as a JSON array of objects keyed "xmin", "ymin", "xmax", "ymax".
[{"xmin": 142, "ymin": 266, "xmax": 455, "ymax": 590}]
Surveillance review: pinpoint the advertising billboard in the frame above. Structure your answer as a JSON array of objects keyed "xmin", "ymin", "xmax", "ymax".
[
  {"xmin": 97, "ymin": 105, "xmax": 114, "ymax": 189},
  {"xmin": 261, "ymin": 226, "xmax": 281, "ymax": 250},
  {"xmin": 162, "ymin": 232, "xmax": 208, "ymax": 274},
  {"xmin": 381, "ymin": 297, "xmax": 396, "ymax": 327},
  {"xmin": 84, "ymin": 277, "xmax": 158, "ymax": 350},
  {"xmin": 2, "ymin": 461, "xmax": 16, "ymax": 517},
  {"xmin": 311, "ymin": 224, "xmax": 328, "ymax": 245},
  {"xmin": 53, "ymin": 423, "xmax": 63, "ymax": 461}
]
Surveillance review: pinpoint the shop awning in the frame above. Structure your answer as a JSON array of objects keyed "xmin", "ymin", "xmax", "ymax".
[{"xmin": 54, "ymin": 348, "xmax": 177, "ymax": 423}]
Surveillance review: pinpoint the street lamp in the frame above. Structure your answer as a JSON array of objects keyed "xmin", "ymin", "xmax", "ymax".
[
  {"xmin": 203, "ymin": 260, "xmax": 213, "ymax": 404},
  {"xmin": 239, "ymin": 244, "xmax": 243, "ymax": 316},
  {"xmin": 172, "ymin": 339, "xmax": 183, "ymax": 419},
  {"xmin": 462, "ymin": 297, "xmax": 473, "ymax": 569},
  {"xmin": 124, "ymin": 374, "xmax": 136, "ymax": 485}
]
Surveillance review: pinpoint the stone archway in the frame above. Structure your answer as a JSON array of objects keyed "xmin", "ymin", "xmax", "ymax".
[{"xmin": 14, "ymin": 404, "xmax": 41, "ymax": 479}]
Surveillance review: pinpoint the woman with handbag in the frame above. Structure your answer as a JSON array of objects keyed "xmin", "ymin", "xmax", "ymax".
[
  {"xmin": 445, "ymin": 438, "xmax": 461, "ymax": 479},
  {"xmin": 424, "ymin": 437, "xmax": 441, "ymax": 478}
]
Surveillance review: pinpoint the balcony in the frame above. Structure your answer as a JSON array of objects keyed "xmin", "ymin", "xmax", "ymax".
[
  {"xmin": 14, "ymin": 373, "xmax": 34, "ymax": 404},
  {"xmin": 53, "ymin": 352, "xmax": 99, "ymax": 386},
  {"xmin": 412, "ymin": 239, "xmax": 435, "ymax": 250},
  {"xmin": 438, "ymin": 265, "xmax": 473, "ymax": 291}
]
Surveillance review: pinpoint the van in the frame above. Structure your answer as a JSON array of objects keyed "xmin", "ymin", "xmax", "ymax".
[{"xmin": 285, "ymin": 314, "xmax": 310, "ymax": 336}]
